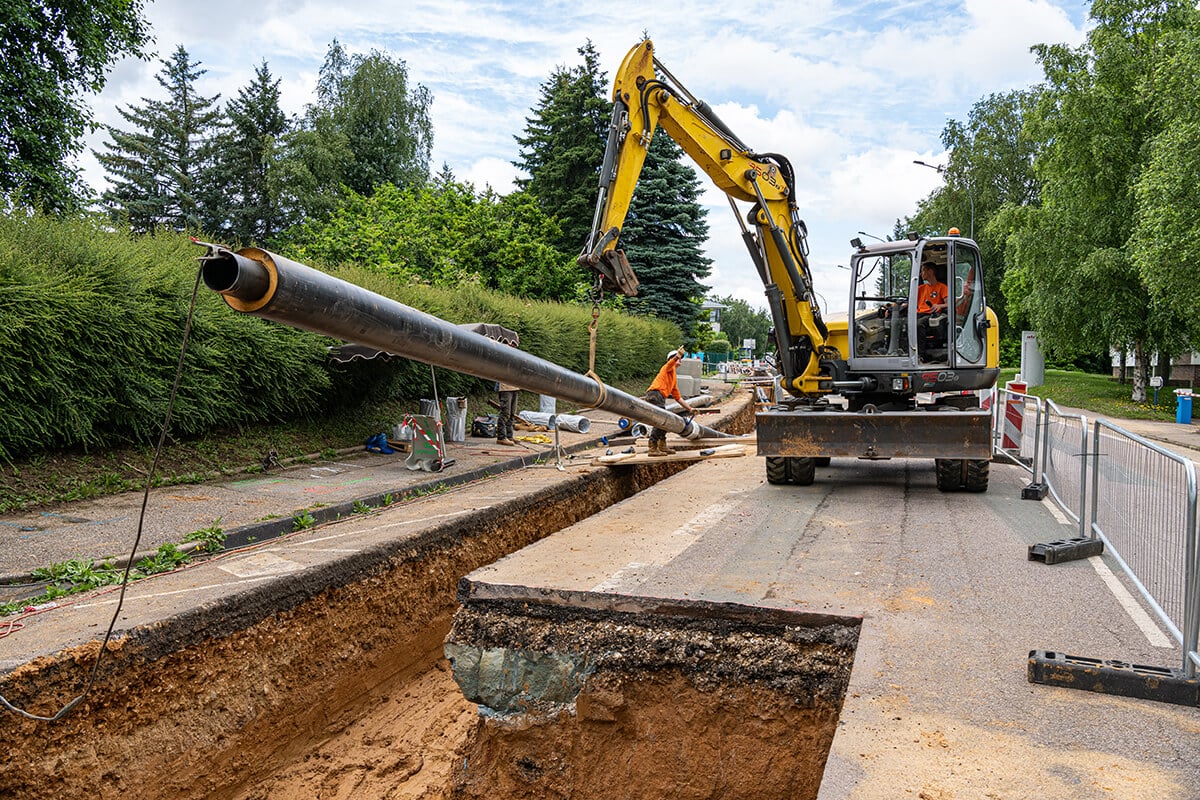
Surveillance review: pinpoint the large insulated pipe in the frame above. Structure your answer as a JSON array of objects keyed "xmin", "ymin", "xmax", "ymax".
[{"xmin": 197, "ymin": 243, "xmax": 727, "ymax": 440}]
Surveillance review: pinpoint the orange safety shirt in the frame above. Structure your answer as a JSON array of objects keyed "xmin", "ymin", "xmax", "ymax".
[
  {"xmin": 917, "ymin": 281, "xmax": 948, "ymax": 313},
  {"xmin": 647, "ymin": 360, "xmax": 683, "ymax": 402}
]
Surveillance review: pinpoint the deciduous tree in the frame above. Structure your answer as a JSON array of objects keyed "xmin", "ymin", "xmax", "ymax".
[
  {"xmin": 278, "ymin": 40, "xmax": 432, "ymax": 216},
  {"xmin": 992, "ymin": 0, "xmax": 1196, "ymax": 400},
  {"xmin": 0, "ymin": 0, "xmax": 150, "ymax": 212}
]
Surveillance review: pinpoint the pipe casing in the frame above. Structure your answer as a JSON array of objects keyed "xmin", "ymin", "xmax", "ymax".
[{"xmin": 199, "ymin": 245, "xmax": 726, "ymax": 440}]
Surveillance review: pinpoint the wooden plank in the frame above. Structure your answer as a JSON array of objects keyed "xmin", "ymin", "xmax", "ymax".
[
  {"xmin": 668, "ymin": 435, "xmax": 755, "ymax": 450},
  {"xmin": 593, "ymin": 444, "xmax": 747, "ymax": 466}
]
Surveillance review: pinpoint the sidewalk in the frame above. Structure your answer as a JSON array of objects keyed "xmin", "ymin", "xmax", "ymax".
[
  {"xmin": 0, "ymin": 401, "xmax": 682, "ymax": 586},
  {"xmin": 1055, "ymin": 404, "xmax": 1200, "ymax": 460},
  {"xmin": 4, "ymin": 391, "xmax": 1195, "ymax": 585}
]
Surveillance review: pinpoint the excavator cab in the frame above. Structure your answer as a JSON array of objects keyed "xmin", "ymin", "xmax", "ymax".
[{"xmin": 846, "ymin": 233, "xmax": 995, "ymax": 399}]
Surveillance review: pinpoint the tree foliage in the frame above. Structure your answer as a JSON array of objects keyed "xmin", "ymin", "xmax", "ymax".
[
  {"xmin": 205, "ymin": 61, "xmax": 291, "ymax": 244},
  {"xmin": 0, "ymin": 0, "xmax": 150, "ymax": 212},
  {"xmin": 992, "ymin": 0, "xmax": 1198, "ymax": 400},
  {"xmin": 1129, "ymin": 10, "xmax": 1200, "ymax": 348},
  {"xmin": 279, "ymin": 40, "xmax": 433, "ymax": 214},
  {"xmin": 709, "ymin": 295, "xmax": 772, "ymax": 358},
  {"xmin": 513, "ymin": 40, "xmax": 611, "ymax": 255},
  {"xmin": 95, "ymin": 46, "xmax": 224, "ymax": 233},
  {"xmin": 618, "ymin": 134, "xmax": 712, "ymax": 338},
  {"xmin": 285, "ymin": 181, "xmax": 577, "ymax": 300},
  {"xmin": 904, "ymin": 90, "xmax": 1040, "ymax": 336}
]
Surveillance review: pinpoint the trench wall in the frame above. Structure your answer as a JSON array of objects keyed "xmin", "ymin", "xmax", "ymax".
[{"xmin": 0, "ymin": 398, "xmax": 754, "ymax": 799}]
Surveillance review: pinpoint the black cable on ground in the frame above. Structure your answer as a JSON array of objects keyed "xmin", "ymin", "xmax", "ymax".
[{"xmin": 0, "ymin": 266, "xmax": 203, "ymax": 722}]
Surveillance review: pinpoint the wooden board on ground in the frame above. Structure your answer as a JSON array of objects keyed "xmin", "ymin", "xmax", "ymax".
[
  {"xmin": 668, "ymin": 435, "xmax": 755, "ymax": 450},
  {"xmin": 593, "ymin": 443, "xmax": 747, "ymax": 466}
]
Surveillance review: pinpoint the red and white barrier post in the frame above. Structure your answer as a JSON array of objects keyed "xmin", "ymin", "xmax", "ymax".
[{"xmin": 1003, "ymin": 380, "xmax": 1027, "ymax": 450}]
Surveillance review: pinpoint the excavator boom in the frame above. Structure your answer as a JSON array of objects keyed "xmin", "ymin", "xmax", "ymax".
[{"xmin": 579, "ymin": 39, "xmax": 829, "ymax": 396}]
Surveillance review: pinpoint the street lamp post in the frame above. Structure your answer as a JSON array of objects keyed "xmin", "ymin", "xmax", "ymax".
[{"xmin": 913, "ymin": 159, "xmax": 974, "ymax": 239}]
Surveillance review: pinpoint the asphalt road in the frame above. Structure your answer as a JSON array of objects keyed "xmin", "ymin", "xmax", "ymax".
[{"xmin": 470, "ymin": 453, "xmax": 1200, "ymax": 799}]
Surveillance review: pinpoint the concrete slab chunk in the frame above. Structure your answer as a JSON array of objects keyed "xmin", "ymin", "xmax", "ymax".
[{"xmin": 446, "ymin": 579, "xmax": 861, "ymax": 799}]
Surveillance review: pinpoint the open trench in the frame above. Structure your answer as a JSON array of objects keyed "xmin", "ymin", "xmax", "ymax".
[{"xmin": 0, "ymin": 398, "xmax": 856, "ymax": 799}]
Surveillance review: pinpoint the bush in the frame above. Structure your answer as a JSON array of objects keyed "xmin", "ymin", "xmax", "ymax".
[{"xmin": 0, "ymin": 213, "xmax": 681, "ymax": 461}]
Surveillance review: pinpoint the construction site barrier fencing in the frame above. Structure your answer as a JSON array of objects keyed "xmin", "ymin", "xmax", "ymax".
[{"xmin": 991, "ymin": 389, "xmax": 1200, "ymax": 676}]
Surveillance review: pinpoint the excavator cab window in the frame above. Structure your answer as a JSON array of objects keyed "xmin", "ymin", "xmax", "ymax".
[
  {"xmin": 952, "ymin": 244, "xmax": 986, "ymax": 364},
  {"xmin": 852, "ymin": 252, "xmax": 911, "ymax": 358}
]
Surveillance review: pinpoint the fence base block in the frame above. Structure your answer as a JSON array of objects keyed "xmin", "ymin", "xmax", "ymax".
[
  {"xmin": 1021, "ymin": 482, "xmax": 1049, "ymax": 500},
  {"xmin": 1028, "ymin": 650, "xmax": 1200, "ymax": 707},
  {"xmin": 1027, "ymin": 537, "xmax": 1103, "ymax": 564}
]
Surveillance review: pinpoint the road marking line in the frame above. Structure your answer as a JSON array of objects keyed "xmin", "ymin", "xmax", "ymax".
[
  {"xmin": 1042, "ymin": 497, "xmax": 1073, "ymax": 527},
  {"xmin": 1088, "ymin": 556, "xmax": 1174, "ymax": 648},
  {"xmin": 590, "ymin": 499, "xmax": 741, "ymax": 592},
  {"xmin": 75, "ymin": 575, "xmax": 277, "ymax": 607},
  {"xmin": 300, "ymin": 508, "xmax": 475, "ymax": 544}
]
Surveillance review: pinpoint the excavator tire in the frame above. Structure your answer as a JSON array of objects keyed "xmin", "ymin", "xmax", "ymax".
[
  {"xmin": 766, "ymin": 457, "xmax": 789, "ymax": 485},
  {"xmin": 934, "ymin": 458, "xmax": 990, "ymax": 492},
  {"xmin": 963, "ymin": 459, "xmax": 990, "ymax": 492},
  {"xmin": 786, "ymin": 457, "xmax": 816, "ymax": 486},
  {"xmin": 935, "ymin": 458, "xmax": 963, "ymax": 492}
]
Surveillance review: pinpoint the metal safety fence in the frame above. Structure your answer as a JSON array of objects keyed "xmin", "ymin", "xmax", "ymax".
[
  {"xmin": 991, "ymin": 389, "xmax": 1200, "ymax": 676},
  {"xmin": 1040, "ymin": 400, "xmax": 1089, "ymax": 539},
  {"xmin": 1088, "ymin": 422, "xmax": 1199, "ymax": 676}
]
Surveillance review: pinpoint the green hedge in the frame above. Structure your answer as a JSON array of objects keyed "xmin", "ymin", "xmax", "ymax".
[{"xmin": 0, "ymin": 213, "xmax": 680, "ymax": 460}]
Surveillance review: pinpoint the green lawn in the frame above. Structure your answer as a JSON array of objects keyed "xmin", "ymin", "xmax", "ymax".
[{"xmin": 997, "ymin": 368, "xmax": 1184, "ymax": 422}]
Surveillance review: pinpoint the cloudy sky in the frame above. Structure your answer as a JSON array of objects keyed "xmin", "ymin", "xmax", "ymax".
[{"xmin": 81, "ymin": 0, "xmax": 1089, "ymax": 312}]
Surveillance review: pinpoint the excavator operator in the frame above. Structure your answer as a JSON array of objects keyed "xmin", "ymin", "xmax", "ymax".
[
  {"xmin": 916, "ymin": 261, "xmax": 948, "ymax": 314},
  {"xmin": 915, "ymin": 261, "xmax": 949, "ymax": 361}
]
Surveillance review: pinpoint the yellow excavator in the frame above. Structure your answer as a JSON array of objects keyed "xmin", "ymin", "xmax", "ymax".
[{"xmin": 579, "ymin": 39, "xmax": 1000, "ymax": 491}]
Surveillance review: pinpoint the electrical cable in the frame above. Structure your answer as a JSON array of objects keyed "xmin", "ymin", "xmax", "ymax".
[{"xmin": 0, "ymin": 265, "xmax": 204, "ymax": 722}]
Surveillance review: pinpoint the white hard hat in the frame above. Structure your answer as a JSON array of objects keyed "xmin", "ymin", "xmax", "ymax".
[{"xmin": 666, "ymin": 349, "xmax": 681, "ymax": 361}]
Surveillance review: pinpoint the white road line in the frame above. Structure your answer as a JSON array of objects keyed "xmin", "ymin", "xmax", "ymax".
[
  {"xmin": 75, "ymin": 575, "xmax": 277, "ymax": 608},
  {"xmin": 590, "ymin": 499, "xmax": 741, "ymax": 592},
  {"xmin": 1088, "ymin": 556, "xmax": 1174, "ymax": 648},
  {"xmin": 1042, "ymin": 497, "xmax": 1073, "ymax": 527},
  {"xmin": 591, "ymin": 562, "xmax": 647, "ymax": 593},
  {"xmin": 1042, "ymin": 497, "xmax": 1171, "ymax": 647},
  {"xmin": 300, "ymin": 508, "xmax": 476, "ymax": 544}
]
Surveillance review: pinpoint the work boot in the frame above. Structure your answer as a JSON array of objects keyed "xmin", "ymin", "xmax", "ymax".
[{"xmin": 648, "ymin": 440, "xmax": 669, "ymax": 457}]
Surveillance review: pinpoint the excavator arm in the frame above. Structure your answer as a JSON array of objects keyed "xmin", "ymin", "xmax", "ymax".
[{"xmin": 578, "ymin": 39, "xmax": 831, "ymax": 396}]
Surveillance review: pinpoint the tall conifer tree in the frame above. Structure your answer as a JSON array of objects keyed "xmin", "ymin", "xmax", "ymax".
[
  {"xmin": 95, "ymin": 46, "xmax": 222, "ymax": 232},
  {"xmin": 513, "ymin": 41, "xmax": 610, "ymax": 255},
  {"xmin": 205, "ymin": 61, "xmax": 290, "ymax": 243},
  {"xmin": 618, "ymin": 134, "xmax": 711, "ymax": 335}
]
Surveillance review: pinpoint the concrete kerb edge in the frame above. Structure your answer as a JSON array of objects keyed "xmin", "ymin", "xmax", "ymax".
[
  {"xmin": 0, "ymin": 437, "xmax": 607, "ymax": 587},
  {"xmin": 0, "ymin": 383, "xmax": 745, "ymax": 589}
]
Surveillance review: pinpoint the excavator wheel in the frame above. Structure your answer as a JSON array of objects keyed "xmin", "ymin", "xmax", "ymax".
[
  {"xmin": 766, "ymin": 457, "xmax": 789, "ymax": 485},
  {"xmin": 934, "ymin": 458, "xmax": 990, "ymax": 492},
  {"xmin": 935, "ymin": 458, "xmax": 963, "ymax": 492},
  {"xmin": 786, "ymin": 457, "xmax": 816, "ymax": 486},
  {"xmin": 963, "ymin": 459, "xmax": 989, "ymax": 492}
]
